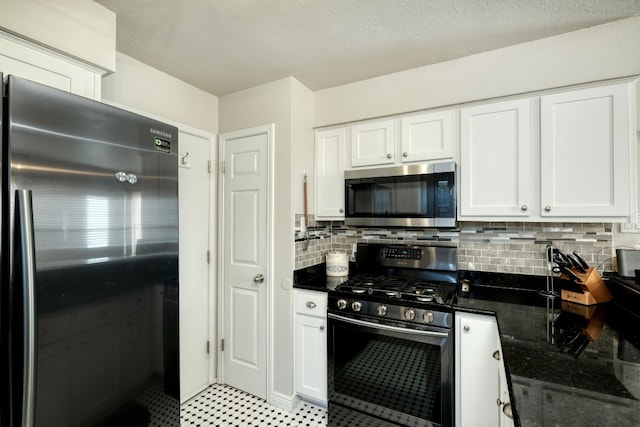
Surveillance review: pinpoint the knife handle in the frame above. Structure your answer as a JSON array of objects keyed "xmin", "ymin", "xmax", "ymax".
[
  {"xmin": 572, "ymin": 251, "xmax": 590, "ymax": 270},
  {"xmin": 566, "ymin": 254, "xmax": 586, "ymax": 273}
]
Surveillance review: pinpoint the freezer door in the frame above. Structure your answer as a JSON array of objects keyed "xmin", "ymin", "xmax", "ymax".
[
  {"xmin": 5, "ymin": 75, "xmax": 179, "ymax": 427},
  {"xmin": 7, "ymin": 76, "xmax": 178, "ymax": 270}
]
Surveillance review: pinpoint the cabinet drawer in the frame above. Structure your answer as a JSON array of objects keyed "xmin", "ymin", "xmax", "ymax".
[
  {"xmin": 294, "ymin": 290, "xmax": 327, "ymax": 317},
  {"xmin": 75, "ymin": 298, "xmax": 123, "ymax": 333}
]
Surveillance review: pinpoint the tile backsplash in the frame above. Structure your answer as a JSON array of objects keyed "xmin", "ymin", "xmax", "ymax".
[{"xmin": 294, "ymin": 215, "xmax": 615, "ymax": 275}]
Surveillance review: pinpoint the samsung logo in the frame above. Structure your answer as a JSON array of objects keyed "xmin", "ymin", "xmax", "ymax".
[{"xmin": 150, "ymin": 128, "xmax": 172, "ymax": 139}]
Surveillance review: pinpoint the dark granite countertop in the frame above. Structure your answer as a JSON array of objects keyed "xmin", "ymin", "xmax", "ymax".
[
  {"xmin": 455, "ymin": 272, "xmax": 640, "ymax": 426},
  {"xmin": 293, "ymin": 262, "xmax": 355, "ymax": 292},
  {"xmin": 293, "ymin": 265, "xmax": 640, "ymax": 425}
]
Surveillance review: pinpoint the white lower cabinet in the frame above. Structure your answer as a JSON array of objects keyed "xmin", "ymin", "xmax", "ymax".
[
  {"xmin": 294, "ymin": 289, "xmax": 328, "ymax": 406},
  {"xmin": 455, "ymin": 311, "xmax": 514, "ymax": 427}
]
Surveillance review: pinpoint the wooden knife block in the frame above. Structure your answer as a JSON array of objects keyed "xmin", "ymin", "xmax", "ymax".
[{"xmin": 560, "ymin": 267, "xmax": 612, "ymax": 306}]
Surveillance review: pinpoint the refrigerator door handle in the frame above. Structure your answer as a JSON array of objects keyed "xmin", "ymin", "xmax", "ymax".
[{"xmin": 15, "ymin": 189, "xmax": 37, "ymax": 427}]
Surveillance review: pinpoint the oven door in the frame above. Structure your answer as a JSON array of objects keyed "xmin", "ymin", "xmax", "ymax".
[{"xmin": 328, "ymin": 313, "xmax": 452, "ymax": 427}]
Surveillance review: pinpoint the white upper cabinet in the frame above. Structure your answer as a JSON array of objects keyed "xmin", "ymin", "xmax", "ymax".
[
  {"xmin": 540, "ymin": 83, "xmax": 634, "ymax": 219},
  {"xmin": 315, "ymin": 128, "xmax": 347, "ymax": 219},
  {"xmin": 0, "ymin": 31, "xmax": 103, "ymax": 100},
  {"xmin": 350, "ymin": 119, "xmax": 396, "ymax": 167},
  {"xmin": 459, "ymin": 81, "xmax": 636, "ymax": 222},
  {"xmin": 460, "ymin": 99, "xmax": 533, "ymax": 218},
  {"xmin": 401, "ymin": 110, "xmax": 454, "ymax": 162}
]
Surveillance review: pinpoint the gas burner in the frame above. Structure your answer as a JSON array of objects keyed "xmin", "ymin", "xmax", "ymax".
[
  {"xmin": 416, "ymin": 295, "xmax": 434, "ymax": 302},
  {"xmin": 352, "ymin": 288, "xmax": 367, "ymax": 294}
]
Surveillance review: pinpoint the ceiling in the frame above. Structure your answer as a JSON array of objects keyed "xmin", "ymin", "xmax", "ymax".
[{"xmin": 95, "ymin": 0, "xmax": 640, "ymax": 97}]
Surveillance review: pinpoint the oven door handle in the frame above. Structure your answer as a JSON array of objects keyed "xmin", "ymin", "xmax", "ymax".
[{"xmin": 328, "ymin": 313, "xmax": 449, "ymax": 338}]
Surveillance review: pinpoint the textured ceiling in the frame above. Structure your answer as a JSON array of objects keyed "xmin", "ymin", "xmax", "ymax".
[{"xmin": 95, "ymin": 0, "xmax": 640, "ymax": 96}]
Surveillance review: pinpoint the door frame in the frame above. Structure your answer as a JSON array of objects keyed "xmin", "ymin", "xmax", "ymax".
[{"xmin": 217, "ymin": 123, "xmax": 274, "ymax": 401}]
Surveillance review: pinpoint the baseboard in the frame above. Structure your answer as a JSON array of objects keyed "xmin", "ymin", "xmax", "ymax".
[{"xmin": 269, "ymin": 390, "xmax": 301, "ymax": 412}]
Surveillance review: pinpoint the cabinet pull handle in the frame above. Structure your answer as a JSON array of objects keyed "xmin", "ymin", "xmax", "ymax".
[
  {"xmin": 306, "ymin": 301, "xmax": 316, "ymax": 309},
  {"xmin": 402, "ymin": 152, "xmax": 408, "ymax": 157},
  {"xmin": 386, "ymin": 153, "xmax": 392, "ymax": 159},
  {"xmin": 521, "ymin": 205, "xmax": 528, "ymax": 211},
  {"xmin": 339, "ymin": 208, "xmax": 344, "ymax": 213},
  {"xmin": 545, "ymin": 206, "xmax": 551, "ymax": 212},
  {"xmin": 493, "ymin": 350, "xmax": 500, "ymax": 360},
  {"xmin": 463, "ymin": 325, "xmax": 470, "ymax": 332}
]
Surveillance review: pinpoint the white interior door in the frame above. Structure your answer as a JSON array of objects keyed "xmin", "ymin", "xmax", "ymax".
[
  {"xmin": 219, "ymin": 125, "xmax": 270, "ymax": 399},
  {"xmin": 179, "ymin": 130, "xmax": 214, "ymax": 402}
]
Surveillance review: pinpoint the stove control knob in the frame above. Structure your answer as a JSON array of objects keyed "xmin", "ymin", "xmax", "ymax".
[
  {"xmin": 352, "ymin": 301, "xmax": 362, "ymax": 312},
  {"xmin": 337, "ymin": 299, "xmax": 347, "ymax": 310},
  {"xmin": 377, "ymin": 305, "xmax": 388, "ymax": 316},
  {"xmin": 404, "ymin": 309, "xmax": 416, "ymax": 321},
  {"xmin": 423, "ymin": 311, "xmax": 434, "ymax": 324}
]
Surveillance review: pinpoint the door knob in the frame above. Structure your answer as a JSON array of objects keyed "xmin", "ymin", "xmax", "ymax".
[{"xmin": 254, "ymin": 274, "xmax": 264, "ymax": 284}]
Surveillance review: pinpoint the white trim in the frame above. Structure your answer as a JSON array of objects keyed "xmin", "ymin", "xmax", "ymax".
[
  {"xmin": 270, "ymin": 391, "xmax": 301, "ymax": 412},
  {"xmin": 0, "ymin": 30, "xmax": 108, "ymax": 75}
]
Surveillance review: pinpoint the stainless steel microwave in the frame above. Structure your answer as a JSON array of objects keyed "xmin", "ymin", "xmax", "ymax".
[{"xmin": 344, "ymin": 161, "xmax": 456, "ymax": 228}]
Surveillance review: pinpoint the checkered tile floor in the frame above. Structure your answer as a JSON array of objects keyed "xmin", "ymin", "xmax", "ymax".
[{"xmin": 181, "ymin": 384, "xmax": 327, "ymax": 426}]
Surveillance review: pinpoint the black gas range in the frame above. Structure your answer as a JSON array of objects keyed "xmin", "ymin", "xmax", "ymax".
[
  {"xmin": 328, "ymin": 243, "xmax": 458, "ymax": 328},
  {"xmin": 327, "ymin": 243, "xmax": 457, "ymax": 427}
]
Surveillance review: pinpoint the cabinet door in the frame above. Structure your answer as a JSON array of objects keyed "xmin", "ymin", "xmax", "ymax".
[
  {"xmin": 0, "ymin": 32, "xmax": 102, "ymax": 99},
  {"xmin": 350, "ymin": 120, "xmax": 396, "ymax": 167},
  {"xmin": 315, "ymin": 128, "xmax": 347, "ymax": 219},
  {"xmin": 540, "ymin": 83, "xmax": 632, "ymax": 218},
  {"xmin": 460, "ymin": 99, "xmax": 532, "ymax": 218},
  {"xmin": 294, "ymin": 315, "xmax": 327, "ymax": 403},
  {"xmin": 455, "ymin": 312, "xmax": 501, "ymax": 427},
  {"xmin": 401, "ymin": 111, "xmax": 454, "ymax": 162}
]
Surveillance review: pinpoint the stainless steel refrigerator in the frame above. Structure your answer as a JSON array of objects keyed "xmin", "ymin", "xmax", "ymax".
[{"xmin": 1, "ymin": 74, "xmax": 180, "ymax": 427}]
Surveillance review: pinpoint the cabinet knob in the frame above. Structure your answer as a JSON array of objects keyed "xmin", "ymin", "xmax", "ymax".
[
  {"xmin": 386, "ymin": 153, "xmax": 392, "ymax": 159},
  {"xmin": 503, "ymin": 403, "xmax": 513, "ymax": 418},
  {"xmin": 521, "ymin": 205, "xmax": 528, "ymax": 211},
  {"xmin": 320, "ymin": 325, "xmax": 325, "ymax": 331},
  {"xmin": 402, "ymin": 152, "xmax": 408, "ymax": 157},
  {"xmin": 463, "ymin": 324, "xmax": 470, "ymax": 332},
  {"xmin": 544, "ymin": 206, "xmax": 551, "ymax": 212},
  {"xmin": 306, "ymin": 301, "xmax": 316, "ymax": 309},
  {"xmin": 339, "ymin": 208, "xmax": 344, "ymax": 213},
  {"xmin": 493, "ymin": 350, "xmax": 501, "ymax": 360}
]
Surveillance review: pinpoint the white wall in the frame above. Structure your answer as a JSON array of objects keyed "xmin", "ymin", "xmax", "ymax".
[
  {"xmin": 102, "ymin": 53, "xmax": 219, "ymax": 133},
  {"xmin": 314, "ymin": 16, "xmax": 640, "ymax": 128},
  {"xmin": 0, "ymin": 0, "xmax": 115, "ymax": 72},
  {"xmin": 290, "ymin": 79, "xmax": 315, "ymax": 222},
  {"xmin": 219, "ymin": 77, "xmax": 313, "ymax": 403}
]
